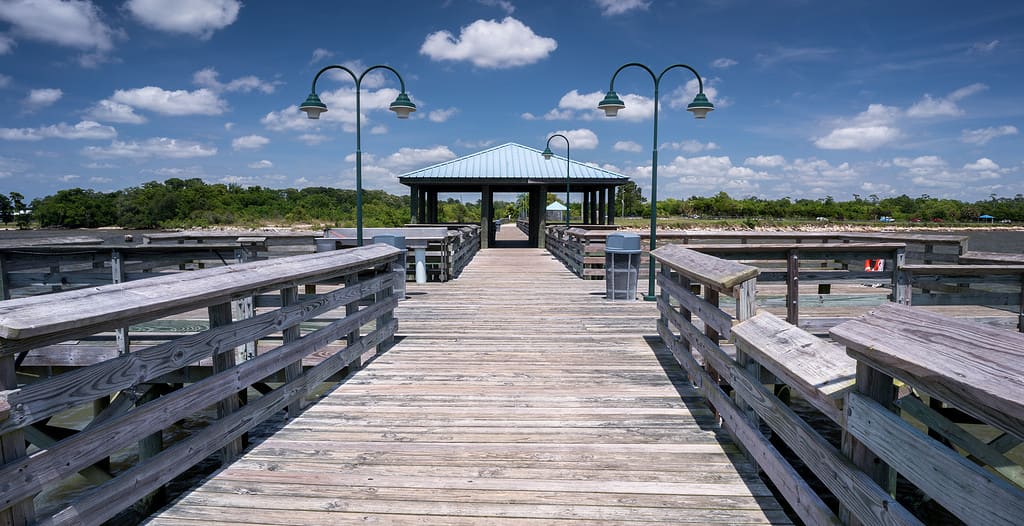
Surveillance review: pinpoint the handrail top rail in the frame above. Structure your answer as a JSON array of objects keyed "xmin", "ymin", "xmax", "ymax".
[
  {"xmin": 830, "ymin": 303, "xmax": 1024, "ymax": 438},
  {"xmin": 143, "ymin": 230, "xmax": 320, "ymax": 241},
  {"xmin": 902, "ymin": 264, "xmax": 1024, "ymax": 274},
  {"xmin": 680, "ymin": 242, "xmax": 906, "ymax": 253},
  {"xmin": 0, "ymin": 244, "xmax": 402, "ymax": 341},
  {"xmin": 0, "ymin": 243, "xmax": 264, "ymax": 256},
  {"xmin": 652, "ymin": 244, "xmax": 758, "ymax": 290},
  {"xmin": 959, "ymin": 251, "xmax": 1024, "ymax": 264}
]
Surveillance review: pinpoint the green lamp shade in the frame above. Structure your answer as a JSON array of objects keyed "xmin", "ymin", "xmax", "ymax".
[
  {"xmin": 389, "ymin": 92, "xmax": 417, "ymax": 119},
  {"xmin": 597, "ymin": 90, "xmax": 625, "ymax": 117},
  {"xmin": 686, "ymin": 93, "xmax": 714, "ymax": 119},
  {"xmin": 541, "ymin": 146, "xmax": 554, "ymax": 160},
  {"xmin": 299, "ymin": 93, "xmax": 328, "ymax": 120}
]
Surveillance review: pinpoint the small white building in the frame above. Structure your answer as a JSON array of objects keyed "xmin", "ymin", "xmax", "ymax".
[{"xmin": 546, "ymin": 201, "xmax": 567, "ymax": 221}]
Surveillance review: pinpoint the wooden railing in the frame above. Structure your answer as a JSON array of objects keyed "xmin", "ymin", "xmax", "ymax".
[
  {"xmin": 902, "ymin": 264, "xmax": 1024, "ymax": 331},
  {"xmin": 653, "ymin": 244, "xmax": 1024, "ymax": 525},
  {"xmin": 325, "ymin": 225, "xmax": 480, "ymax": 282},
  {"xmin": 142, "ymin": 230, "xmax": 319, "ymax": 258},
  {"xmin": 0, "ymin": 243, "xmax": 264, "ymax": 300},
  {"xmin": 0, "ymin": 245, "xmax": 404, "ymax": 525}
]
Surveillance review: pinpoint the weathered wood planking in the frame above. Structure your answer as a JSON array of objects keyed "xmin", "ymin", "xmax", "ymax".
[
  {"xmin": 831, "ymin": 303, "xmax": 1024, "ymax": 440},
  {"xmin": 146, "ymin": 247, "xmax": 791, "ymax": 525},
  {"xmin": 651, "ymin": 244, "xmax": 759, "ymax": 292}
]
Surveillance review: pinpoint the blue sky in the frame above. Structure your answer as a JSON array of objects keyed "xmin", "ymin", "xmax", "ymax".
[{"xmin": 1, "ymin": 0, "xmax": 1022, "ymax": 203}]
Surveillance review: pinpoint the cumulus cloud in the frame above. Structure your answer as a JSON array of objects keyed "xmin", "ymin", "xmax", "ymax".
[
  {"xmin": 712, "ymin": 58, "xmax": 738, "ymax": 69},
  {"xmin": 533, "ymin": 89, "xmax": 654, "ymax": 122},
  {"xmin": 24, "ymin": 88, "xmax": 62, "ymax": 109},
  {"xmin": 428, "ymin": 107, "xmax": 458, "ymax": 123},
  {"xmin": 964, "ymin": 157, "xmax": 999, "ymax": 171},
  {"xmin": 970, "ymin": 40, "xmax": 999, "ymax": 53},
  {"xmin": 110, "ymin": 86, "xmax": 224, "ymax": 116},
  {"xmin": 478, "ymin": 0, "xmax": 515, "ymax": 14},
  {"xmin": 814, "ymin": 104, "xmax": 902, "ymax": 150},
  {"xmin": 297, "ymin": 133, "xmax": 328, "ymax": 145},
  {"xmin": 662, "ymin": 140, "xmax": 719, "ymax": 153},
  {"xmin": 248, "ymin": 159, "xmax": 273, "ymax": 169},
  {"xmin": 0, "ymin": 34, "xmax": 14, "ymax": 54},
  {"xmin": 548, "ymin": 129, "xmax": 598, "ymax": 149},
  {"xmin": 961, "ymin": 125, "xmax": 1018, "ymax": 145},
  {"xmin": 420, "ymin": 17, "xmax": 557, "ymax": 68},
  {"xmin": 262, "ymin": 85, "xmax": 401, "ymax": 134},
  {"xmin": 614, "ymin": 140, "xmax": 643, "ymax": 152},
  {"xmin": 377, "ymin": 146, "xmax": 457, "ymax": 170},
  {"xmin": 85, "ymin": 99, "xmax": 147, "ymax": 124},
  {"xmin": 232, "ymin": 134, "xmax": 269, "ymax": 150},
  {"xmin": 309, "ymin": 48, "xmax": 333, "ymax": 64},
  {"xmin": 594, "ymin": 0, "xmax": 649, "ymax": 15},
  {"xmin": 82, "ymin": 137, "xmax": 217, "ymax": 159},
  {"xmin": 125, "ymin": 0, "xmax": 240, "ymax": 39},
  {"xmin": 906, "ymin": 83, "xmax": 986, "ymax": 118},
  {"xmin": 193, "ymin": 67, "xmax": 276, "ymax": 94},
  {"xmin": 455, "ymin": 139, "xmax": 496, "ymax": 149},
  {"xmin": 0, "ymin": 0, "xmax": 114, "ymax": 51},
  {"xmin": 0, "ymin": 120, "xmax": 116, "ymax": 141},
  {"xmin": 744, "ymin": 155, "xmax": 786, "ymax": 168}
]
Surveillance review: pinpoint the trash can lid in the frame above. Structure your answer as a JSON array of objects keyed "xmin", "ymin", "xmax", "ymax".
[
  {"xmin": 605, "ymin": 232, "xmax": 641, "ymax": 253},
  {"xmin": 371, "ymin": 234, "xmax": 406, "ymax": 250}
]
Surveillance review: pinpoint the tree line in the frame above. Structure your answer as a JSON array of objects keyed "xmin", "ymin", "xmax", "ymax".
[{"xmin": 6, "ymin": 179, "xmax": 1024, "ymax": 229}]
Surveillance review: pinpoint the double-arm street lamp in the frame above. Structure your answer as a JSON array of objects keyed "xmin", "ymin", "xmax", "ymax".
[
  {"xmin": 541, "ymin": 134, "xmax": 571, "ymax": 228},
  {"xmin": 598, "ymin": 62, "xmax": 714, "ymax": 301},
  {"xmin": 300, "ymin": 64, "xmax": 416, "ymax": 246}
]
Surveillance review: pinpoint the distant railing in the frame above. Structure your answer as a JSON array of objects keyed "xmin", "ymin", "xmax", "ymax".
[
  {"xmin": 653, "ymin": 244, "xmax": 1024, "ymax": 525},
  {"xmin": 142, "ymin": 230, "xmax": 320, "ymax": 258},
  {"xmin": 0, "ymin": 245, "xmax": 404, "ymax": 525},
  {"xmin": 0, "ymin": 243, "xmax": 265, "ymax": 300},
  {"xmin": 901, "ymin": 264, "xmax": 1024, "ymax": 331},
  {"xmin": 326, "ymin": 225, "xmax": 480, "ymax": 282}
]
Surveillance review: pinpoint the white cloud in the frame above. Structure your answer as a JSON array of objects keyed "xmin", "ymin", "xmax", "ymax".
[
  {"xmin": 961, "ymin": 125, "xmax": 1018, "ymax": 145},
  {"xmin": 310, "ymin": 48, "xmax": 333, "ymax": 64},
  {"xmin": 712, "ymin": 58, "xmax": 737, "ymax": 69},
  {"xmin": 662, "ymin": 140, "xmax": 719, "ymax": 153},
  {"xmin": 248, "ymin": 159, "xmax": 273, "ymax": 169},
  {"xmin": 263, "ymin": 84, "xmax": 402, "ymax": 134},
  {"xmin": 224, "ymin": 122, "xmax": 235, "ymax": 130},
  {"xmin": 893, "ymin": 156, "xmax": 946, "ymax": 171},
  {"xmin": 906, "ymin": 83, "xmax": 986, "ymax": 118},
  {"xmin": 370, "ymin": 125, "xmax": 387, "ymax": 135},
  {"xmin": 0, "ymin": 0, "xmax": 114, "ymax": 51},
  {"xmin": 420, "ymin": 17, "xmax": 557, "ymax": 69},
  {"xmin": 0, "ymin": 34, "xmax": 14, "ymax": 54},
  {"xmin": 89, "ymin": 176, "xmax": 111, "ymax": 183},
  {"xmin": 455, "ymin": 139, "xmax": 496, "ymax": 149},
  {"xmin": 232, "ymin": 134, "xmax": 269, "ymax": 151},
  {"xmin": 814, "ymin": 104, "xmax": 902, "ymax": 150},
  {"xmin": 85, "ymin": 99, "xmax": 147, "ymax": 124},
  {"xmin": 668, "ymin": 78, "xmax": 726, "ymax": 110},
  {"xmin": 594, "ymin": 0, "xmax": 649, "ymax": 15},
  {"xmin": 755, "ymin": 46, "xmax": 835, "ymax": 68},
  {"xmin": 83, "ymin": 161, "xmax": 114, "ymax": 168},
  {"xmin": 614, "ymin": 140, "xmax": 643, "ymax": 152},
  {"xmin": 544, "ymin": 89, "xmax": 654, "ymax": 122},
  {"xmin": 25, "ymin": 88, "xmax": 62, "ymax": 109},
  {"xmin": 111, "ymin": 86, "xmax": 224, "ymax": 116},
  {"xmin": 82, "ymin": 137, "xmax": 217, "ymax": 159},
  {"xmin": 375, "ymin": 146, "xmax": 457, "ymax": 170},
  {"xmin": 193, "ymin": 67, "xmax": 276, "ymax": 94},
  {"xmin": 964, "ymin": 158, "xmax": 999, "ymax": 171},
  {"xmin": 971, "ymin": 40, "xmax": 999, "ymax": 54},
  {"xmin": 549, "ymin": 128, "xmax": 598, "ymax": 149},
  {"xmin": 125, "ymin": 0, "xmax": 240, "ymax": 39},
  {"xmin": 297, "ymin": 133, "xmax": 328, "ymax": 145},
  {"xmin": 0, "ymin": 120, "xmax": 116, "ymax": 141},
  {"xmin": 744, "ymin": 155, "xmax": 786, "ymax": 168},
  {"xmin": 0, "ymin": 73, "xmax": 10, "ymax": 87},
  {"xmin": 428, "ymin": 107, "xmax": 458, "ymax": 123},
  {"xmin": 478, "ymin": 0, "xmax": 515, "ymax": 14}
]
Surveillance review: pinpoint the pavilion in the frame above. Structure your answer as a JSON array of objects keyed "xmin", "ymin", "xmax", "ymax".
[{"xmin": 398, "ymin": 143, "xmax": 629, "ymax": 248}]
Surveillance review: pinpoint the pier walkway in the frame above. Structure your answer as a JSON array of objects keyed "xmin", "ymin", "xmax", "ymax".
[{"xmin": 146, "ymin": 245, "xmax": 789, "ymax": 524}]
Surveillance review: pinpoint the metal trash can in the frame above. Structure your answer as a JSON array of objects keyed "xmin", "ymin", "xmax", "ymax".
[
  {"xmin": 372, "ymin": 234, "xmax": 407, "ymax": 299},
  {"xmin": 605, "ymin": 232, "xmax": 641, "ymax": 301},
  {"xmin": 315, "ymin": 238, "xmax": 339, "ymax": 252}
]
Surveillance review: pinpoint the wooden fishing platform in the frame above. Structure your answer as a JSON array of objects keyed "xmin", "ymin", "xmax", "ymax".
[{"xmin": 144, "ymin": 245, "xmax": 790, "ymax": 524}]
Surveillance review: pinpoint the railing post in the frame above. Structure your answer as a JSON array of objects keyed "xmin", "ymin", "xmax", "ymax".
[
  {"xmin": 1, "ymin": 353, "xmax": 35, "ymax": 525},
  {"xmin": 893, "ymin": 246, "xmax": 911, "ymax": 305},
  {"xmin": 208, "ymin": 302, "xmax": 242, "ymax": 462},
  {"xmin": 280, "ymin": 286, "xmax": 302, "ymax": 418},
  {"xmin": 840, "ymin": 362, "xmax": 896, "ymax": 525},
  {"xmin": 786, "ymin": 248, "xmax": 799, "ymax": 325}
]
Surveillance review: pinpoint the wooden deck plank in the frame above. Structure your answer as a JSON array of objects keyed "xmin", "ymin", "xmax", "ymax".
[{"xmin": 146, "ymin": 247, "xmax": 790, "ymax": 525}]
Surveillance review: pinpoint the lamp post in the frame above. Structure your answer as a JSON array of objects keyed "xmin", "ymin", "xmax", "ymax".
[
  {"xmin": 541, "ymin": 134, "xmax": 571, "ymax": 228},
  {"xmin": 300, "ymin": 64, "xmax": 416, "ymax": 246},
  {"xmin": 598, "ymin": 63, "xmax": 714, "ymax": 301}
]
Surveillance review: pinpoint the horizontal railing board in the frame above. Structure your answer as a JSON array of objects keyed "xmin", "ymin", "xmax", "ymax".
[
  {"xmin": 903, "ymin": 264, "xmax": 1024, "ymax": 275},
  {"xmin": 0, "ymin": 245, "xmax": 400, "ymax": 345},
  {"xmin": 0, "ymin": 273, "xmax": 393, "ymax": 435},
  {"xmin": 652, "ymin": 245, "xmax": 759, "ymax": 293},
  {"xmin": 846, "ymin": 393, "xmax": 1024, "ymax": 526},
  {"xmin": 960, "ymin": 251, "xmax": 1024, "ymax": 265},
  {"xmin": 656, "ymin": 273, "xmax": 734, "ymax": 339},
  {"xmin": 830, "ymin": 303, "xmax": 1024, "ymax": 441}
]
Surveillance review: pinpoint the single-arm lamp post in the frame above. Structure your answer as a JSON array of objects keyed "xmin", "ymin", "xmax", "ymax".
[
  {"xmin": 541, "ymin": 134, "xmax": 571, "ymax": 228},
  {"xmin": 598, "ymin": 62, "xmax": 713, "ymax": 301},
  {"xmin": 300, "ymin": 64, "xmax": 416, "ymax": 246}
]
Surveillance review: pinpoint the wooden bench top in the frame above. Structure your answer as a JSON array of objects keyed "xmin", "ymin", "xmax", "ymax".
[
  {"xmin": 651, "ymin": 244, "xmax": 758, "ymax": 291},
  {"xmin": 732, "ymin": 312, "xmax": 855, "ymax": 424},
  {"xmin": 959, "ymin": 251, "xmax": 1024, "ymax": 265},
  {"xmin": 830, "ymin": 303, "xmax": 1024, "ymax": 440}
]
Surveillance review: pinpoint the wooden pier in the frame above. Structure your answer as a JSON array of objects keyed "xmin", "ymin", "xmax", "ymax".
[{"xmin": 145, "ymin": 243, "xmax": 790, "ymax": 524}]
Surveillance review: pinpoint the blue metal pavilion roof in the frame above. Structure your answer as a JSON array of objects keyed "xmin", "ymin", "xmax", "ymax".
[{"xmin": 398, "ymin": 142, "xmax": 629, "ymax": 184}]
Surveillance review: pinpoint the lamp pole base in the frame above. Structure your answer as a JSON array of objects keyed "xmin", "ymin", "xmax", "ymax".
[{"xmin": 642, "ymin": 294, "xmax": 657, "ymax": 302}]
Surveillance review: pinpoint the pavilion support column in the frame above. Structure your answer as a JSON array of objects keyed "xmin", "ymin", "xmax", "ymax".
[
  {"xmin": 598, "ymin": 187, "xmax": 607, "ymax": 225},
  {"xmin": 536, "ymin": 185, "xmax": 547, "ymax": 248},
  {"xmin": 428, "ymin": 190, "xmax": 438, "ymax": 223},
  {"xmin": 409, "ymin": 185, "xmax": 419, "ymax": 224},
  {"xmin": 607, "ymin": 186, "xmax": 617, "ymax": 225},
  {"xmin": 582, "ymin": 191, "xmax": 590, "ymax": 225},
  {"xmin": 419, "ymin": 188, "xmax": 428, "ymax": 223},
  {"xmin": 481, "ymin": 186, "xmax": 493, "ymax": 249}
]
